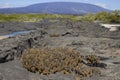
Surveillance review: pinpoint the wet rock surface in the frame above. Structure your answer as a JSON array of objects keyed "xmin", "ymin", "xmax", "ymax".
[{"xmin": 0, "ymin": 20, "xmax": 120, "ymax": 80}]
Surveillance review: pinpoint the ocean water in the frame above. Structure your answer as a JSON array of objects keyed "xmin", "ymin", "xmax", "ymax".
[
  {"xmin": 0, "ymin": 31, "xmax": 30, "ymax": 40},
  {"xmin": 7, "ymin": 31, "xmax": 30, "ymax": 37}
]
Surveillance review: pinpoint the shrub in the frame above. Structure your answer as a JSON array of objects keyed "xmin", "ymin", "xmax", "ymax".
[
  {"xmin": 86, "ymin": 55, "xmax": 100, "ymax": 66},
  {"xmin": 21, "ymin": 48, "xmax": 101, "ymax": 77},
  {"xmin": 49, "ymin": 34, "xmax": 60, "ymax": 37}
]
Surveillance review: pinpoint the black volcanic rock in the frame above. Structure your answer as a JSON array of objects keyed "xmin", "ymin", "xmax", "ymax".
[
  {"xmin": 0, "ymin": 21, "xmax": 120, "ymax": 80},
  {"xmin": 0, "ymin": 2, "xmax": 110, "ymax": 14}
]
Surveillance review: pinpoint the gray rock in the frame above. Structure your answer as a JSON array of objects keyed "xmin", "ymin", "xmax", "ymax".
[
  {"xmin": 0, "ymin": 29, "xmax": 48, "ymax": 63},
  {"xmin": 0, "ymin": 60, "xmax": 76, "ymax": 80}
]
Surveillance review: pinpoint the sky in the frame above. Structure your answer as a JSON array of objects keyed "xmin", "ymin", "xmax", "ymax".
[{"xmin": 0, "ymin": 0, "xmax": 120, "ymax": 10}]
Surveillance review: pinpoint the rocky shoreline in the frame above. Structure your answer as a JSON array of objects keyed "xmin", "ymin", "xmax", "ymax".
[{"xmin": 0, "ymin": 20, "xmax": 120, "ymax": 80}]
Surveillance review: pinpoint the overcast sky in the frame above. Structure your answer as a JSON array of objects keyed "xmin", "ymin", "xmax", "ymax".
[{"xmin": 0, "ymin": 0, "xmax": 120, "ymax": 10}]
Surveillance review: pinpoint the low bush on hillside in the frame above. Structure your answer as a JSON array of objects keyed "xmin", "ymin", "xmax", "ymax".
[
  {"xmin": 0, "ymin": 14, "xmax": 76, "ymax": 22},
  {"xmin": 21, "ymin": 48, "xmax": 101, "ymax": 77},
  {"xmin": 83, "ymin": 10, "xmax": 120, "ymax": 23},
  {"xmin": 0, "ymin": 10, "xmax": 120, "ymax": 23}
]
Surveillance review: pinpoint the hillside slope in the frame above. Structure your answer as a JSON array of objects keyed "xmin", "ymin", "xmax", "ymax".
[{"xmin": 0, "ymin": 2, "xmax": 110, "ymax": 14}]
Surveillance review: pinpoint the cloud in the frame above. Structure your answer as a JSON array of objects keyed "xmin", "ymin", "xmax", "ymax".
[
  {"xmin": 0, "ymin": 3, "xmax": 14, "ymax": 8},
  {"xmin": 95, "ymin": 3, "xmax": 107, "ymax": 8},
  {"xmin": 84, "ymin": 0, "xmax": 89, "ymax": 1}
]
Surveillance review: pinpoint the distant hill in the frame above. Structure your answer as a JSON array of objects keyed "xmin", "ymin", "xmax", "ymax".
[{"xmin": 0, "ymin": 2, "xmax": 110, "ymax": 14}]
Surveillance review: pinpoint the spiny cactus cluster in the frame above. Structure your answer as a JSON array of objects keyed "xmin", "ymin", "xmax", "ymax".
[{"xmin": 21, "ymin": 48, "xmax": 100, "ymax": 77}]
